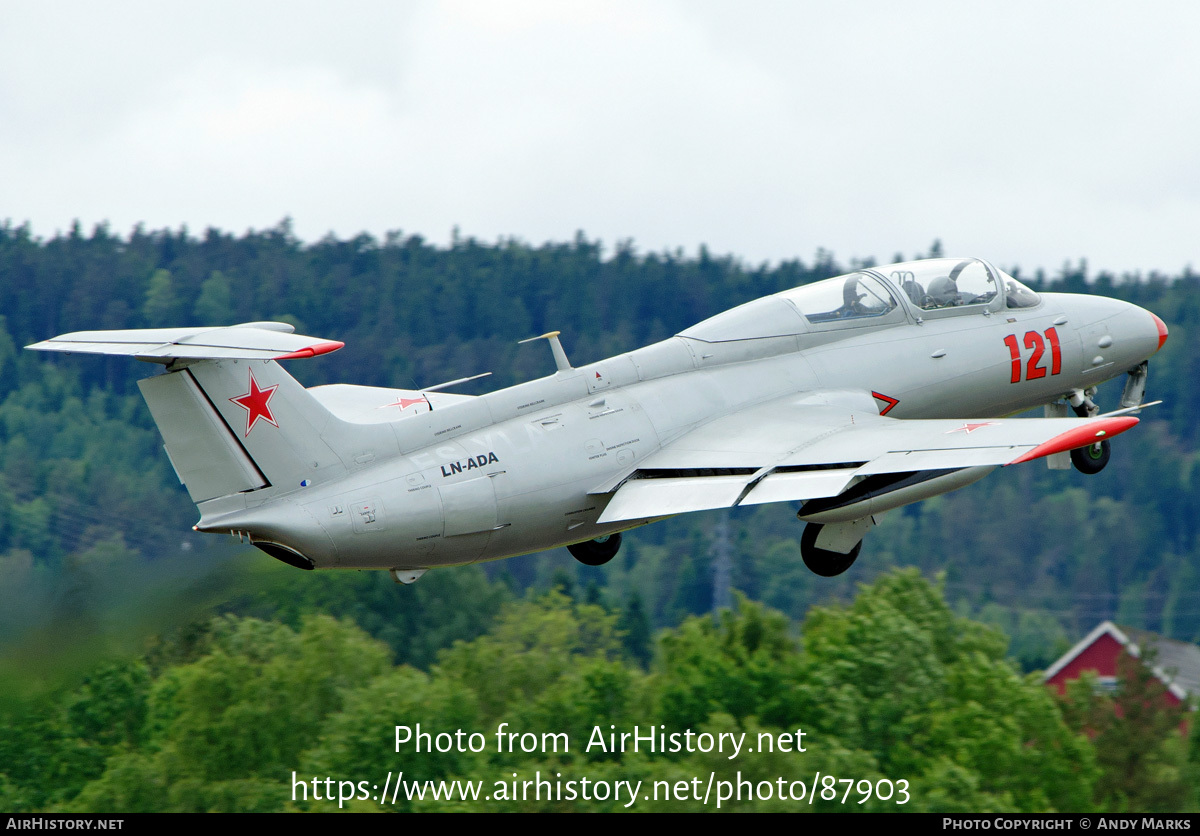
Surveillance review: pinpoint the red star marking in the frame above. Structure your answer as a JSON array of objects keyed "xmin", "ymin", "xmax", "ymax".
[
  {"xmin": 380, "ymin": 396, "xmax": 428, "ymax": 411},
  {"xmin": 946, "ymin": 422, "xmax": 999, "ymax": 434},
  {"xmin": 230, "ymin": 370, "xmax": 279, "ymax": 437}
]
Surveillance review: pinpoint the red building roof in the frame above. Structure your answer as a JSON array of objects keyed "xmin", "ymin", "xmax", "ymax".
[{"xmin": 1042, "ymin": 620, "xmax": 1200, "ymax": 706}]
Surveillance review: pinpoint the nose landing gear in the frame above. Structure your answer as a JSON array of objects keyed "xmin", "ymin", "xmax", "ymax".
[
  {"xmin": 1064, "ymin": 362, "xmax": 1152, "ymax": 476},
  {"xmin": 1070, "ymin": 440, "xmax": 1110, "ymax": 474},
  {"xmin": 1066, "ymin": 387, "xmax": 1108, "ymax": 474}
]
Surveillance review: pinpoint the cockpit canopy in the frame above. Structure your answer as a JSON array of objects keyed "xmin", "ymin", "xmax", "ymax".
[
  {"xmin": 679, "ymin": 257, "xmax": 1041, "ymax": 343},
  {"xmin": 779, "ymin": 272, "xmax": 899, "ymax": 324},
  {"xmin": 880, "ymin": 258, "xmax": 1040, "ymax": 312}
]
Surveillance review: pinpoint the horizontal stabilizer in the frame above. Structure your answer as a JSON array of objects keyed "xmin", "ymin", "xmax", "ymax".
[{"xmin": 26, "ymin": 322, "xmax": 344, "ymax": 364}]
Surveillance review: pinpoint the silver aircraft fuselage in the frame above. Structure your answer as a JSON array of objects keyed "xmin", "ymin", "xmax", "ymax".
[{"xmin": 181, "ymin": 258, "xmax": 1164, "ymax": 571}]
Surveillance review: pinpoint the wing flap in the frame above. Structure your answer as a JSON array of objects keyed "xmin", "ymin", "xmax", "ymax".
[
  {"xmin": 737, "ymin": 469, "xmax": 861, "ymax": 507},
  {"xmin": 597, "ymin": 475, "xmax": 749, "ymax": 523}
]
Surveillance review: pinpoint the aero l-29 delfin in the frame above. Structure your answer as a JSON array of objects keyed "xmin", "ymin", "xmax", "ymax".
[{"xmin": 29, "ymin": 257, "xmax": 1169, "ymax": 580}]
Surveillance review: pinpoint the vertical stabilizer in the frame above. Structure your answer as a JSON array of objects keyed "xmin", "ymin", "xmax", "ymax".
[
  {"xmin": 30, "ymin": 323, "xmax": 389, "ymax": 506},
  {"xmin": 138, "ymin": 371, "xmax": 268, "ymax": 502},
  {"xmin": 183, "ymin": 358, "xmax": 352, "ymax": 494}
]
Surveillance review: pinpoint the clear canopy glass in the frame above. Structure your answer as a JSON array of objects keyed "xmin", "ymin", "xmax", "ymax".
[
  {"xmin": 994, "ymin": 268, "xmax": 1042, "ymax": 309},
  {"xmin": 876, "ymin": 258, "xmax": 1041, "ymax": 311},
  {"xmin": 680, "ymin": 257, "xmax": 1041, "ymax": 342},
  {"xmin": 780, "ymin": 272, "xmax": 898, "ymax": 324},
  {"xmin": 880, "ymin": 258, "xmax": 996, "ymax": 310}
]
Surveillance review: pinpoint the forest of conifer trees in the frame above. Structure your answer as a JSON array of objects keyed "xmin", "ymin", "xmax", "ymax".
[{"xmin": 3, "ymin": 221, "xmax": 1200, "ymax": 812}]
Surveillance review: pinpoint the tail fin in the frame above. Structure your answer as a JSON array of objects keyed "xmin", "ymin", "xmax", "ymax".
[
  {"xmin": 137, "ymin": 367, "xmax": 268, "ymax": 502},
  {"xmin": 144, "ymin": 358, "xmax": 354, "ymax": 500},
  {"xmin": 29, "ymin": 323, "xmax": 382, "ymax": 503}
]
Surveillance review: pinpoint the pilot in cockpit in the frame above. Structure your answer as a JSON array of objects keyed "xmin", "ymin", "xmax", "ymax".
[
  {"xmin": 926, "ymin": 275, "xmax": 960, "ymax": 307},
  {"xmin": 842, "ymin": 275, "xmax": 868, "ymax": 316}
]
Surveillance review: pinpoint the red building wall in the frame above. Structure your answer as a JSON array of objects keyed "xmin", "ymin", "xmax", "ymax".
[{"xmin": 1045, "ymin": 631, "xmax": 1183, "ymax": 709}]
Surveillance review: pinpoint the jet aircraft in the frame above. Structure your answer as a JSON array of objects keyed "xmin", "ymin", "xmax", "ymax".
[{"xmin": 28, "ymin": 257, "xmax": 1169, "ymax": 580}]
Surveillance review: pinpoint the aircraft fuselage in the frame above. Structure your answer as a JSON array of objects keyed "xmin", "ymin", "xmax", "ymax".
[{"xmin": 193, "ymin": 272, "xmax": 1164, "ymax": 571}]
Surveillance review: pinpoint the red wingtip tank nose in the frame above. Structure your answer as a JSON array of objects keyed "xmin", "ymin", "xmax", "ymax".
[{"xmin": 1006, "ymin": 416, "xmax": 1140, "ymax": 466}]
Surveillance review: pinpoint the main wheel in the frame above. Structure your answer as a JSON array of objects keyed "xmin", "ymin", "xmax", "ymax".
[
  {"xmin": 800, "ymin": 523, "xmax": 861, "ymax": 577},
  {"xmin": 1071, "ymin": 440, "xmax": 1110, "ymax": 474},
  {"xmin": 568, "ymin": 533, "xmax": 622, "ymax": 566}
]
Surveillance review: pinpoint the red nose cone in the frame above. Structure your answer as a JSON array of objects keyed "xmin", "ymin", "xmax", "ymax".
[{"xmin": 1151, "ymin": 312, "xmax": 1169, "ymax": 353}]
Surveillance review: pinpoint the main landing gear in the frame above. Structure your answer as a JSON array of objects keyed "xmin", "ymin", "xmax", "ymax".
[
  {"xmin": 800, "ymin": 523, "xmax": 860, "ymax": 577},
  {"xmin": 568, "ymin": 532, "xmax": 622, "ymax": 566},
  {"xmin": 798, "ymin": 517, "xmax": 877, "ymax": 577}
]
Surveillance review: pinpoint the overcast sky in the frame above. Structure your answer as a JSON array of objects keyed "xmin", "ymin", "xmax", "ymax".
[{"xmin": 2, "ymin": 1, "xmax": 1197, "ymax": 275}]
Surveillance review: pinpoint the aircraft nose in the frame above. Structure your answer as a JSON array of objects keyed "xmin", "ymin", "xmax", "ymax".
[
  {"xmin": 1149, "ymin": 310, "xmax": 1169, "ymax": 354},
  {"xmin": 1121, "ymin": 304, "xmax": 1169, "ymax": 363}
]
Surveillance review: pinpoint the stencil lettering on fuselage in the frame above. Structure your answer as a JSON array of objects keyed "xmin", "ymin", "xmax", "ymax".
[{"xmin": 439, "ymin": 452, "xmax": 500, "ymax": 478}]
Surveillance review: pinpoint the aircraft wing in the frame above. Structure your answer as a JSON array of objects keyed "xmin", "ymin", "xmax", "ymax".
[{"xmin": 594, "ymin": 391, "xmax": 1137, "ymax": 523}]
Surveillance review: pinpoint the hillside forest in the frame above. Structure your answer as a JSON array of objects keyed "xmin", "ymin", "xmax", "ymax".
[{"xmin": 1, "ymin": 221, "xmax": 1199, "ymax": 812}]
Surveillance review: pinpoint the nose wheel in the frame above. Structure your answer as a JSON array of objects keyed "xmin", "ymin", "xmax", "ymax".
[
  {"xmin": 1067, "ymin": 386, "xmax": 1110, "ymax": 474},
  {"xmin": 1064, "ymin": 360, "xmax": 1153, "ymax": 477},
  {"xmin": 1071, "ymin": 440, "xmax": 1110, "ymax": 474}
]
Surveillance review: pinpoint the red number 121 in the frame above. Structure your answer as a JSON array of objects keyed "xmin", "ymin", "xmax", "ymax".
[{"xmin": 1004, "ymin": 328, "xmax": 1061, "ymax": 383}]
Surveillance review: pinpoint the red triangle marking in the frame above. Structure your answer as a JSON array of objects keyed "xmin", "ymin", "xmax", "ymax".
[{"xmin": 871, "ymin": 391, "xmax": 900, "ymax": 416}]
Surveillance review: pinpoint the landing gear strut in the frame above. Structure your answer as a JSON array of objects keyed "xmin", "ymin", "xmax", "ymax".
[
  {"xmin": 1064, "ymin": 360, "xmax": 1151, "ymax": 476},
  {"xmin": 568, "ymin": 533, "xmax": 622, "ymax": 566},
  {"xmin": 1068, "ymin": 386, "xmax": 1109, "ymax": 475}
]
